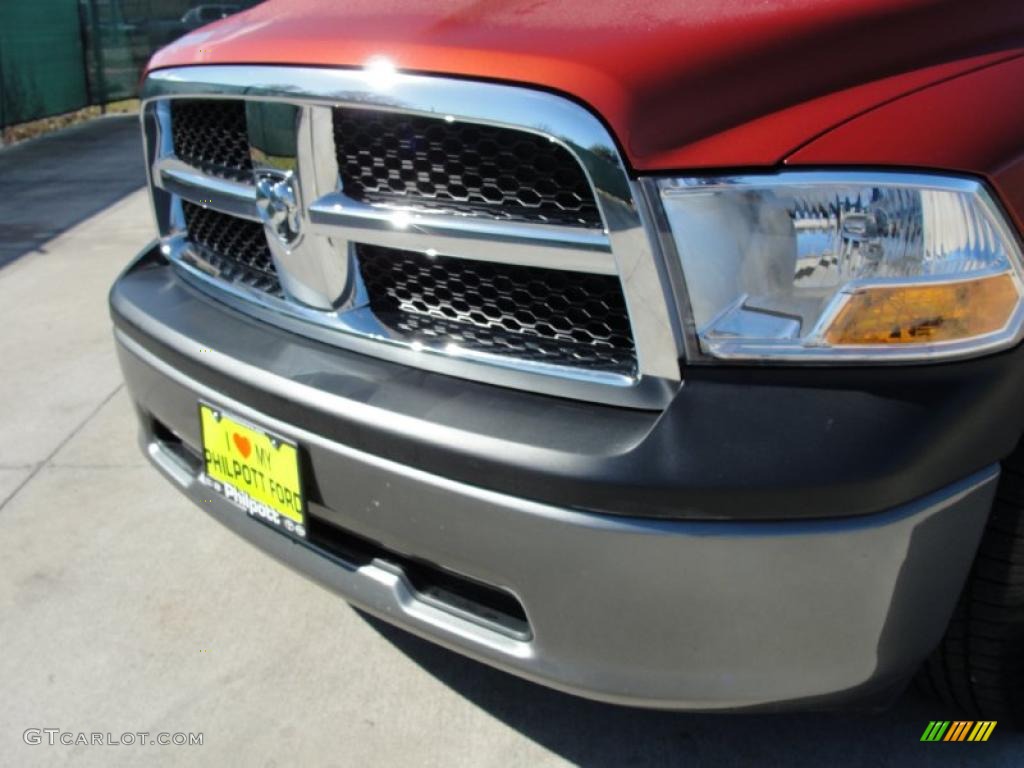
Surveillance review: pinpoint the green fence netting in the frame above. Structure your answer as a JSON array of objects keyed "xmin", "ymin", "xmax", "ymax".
[
  {"xmin": 0, "ymin": 2, "xmax": 89, "ymax": 127},
  {"xmin": 1, "ymin": 1, "xmax": 259, "ymax": 129}
]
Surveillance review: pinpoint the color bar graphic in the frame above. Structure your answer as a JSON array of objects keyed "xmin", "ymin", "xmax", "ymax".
[{"xmin": 921, "ymin": 720, "xmax": 996, "ymax": 742}]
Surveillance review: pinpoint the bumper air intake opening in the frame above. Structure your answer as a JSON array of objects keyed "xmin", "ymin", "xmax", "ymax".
[
  {"xmin": 150, "ymin": 416, "xmax": 203, "ymax": 474},
  {"xmin": 306, "ymin": 512, "xmax": 532, "ymax": 640}
]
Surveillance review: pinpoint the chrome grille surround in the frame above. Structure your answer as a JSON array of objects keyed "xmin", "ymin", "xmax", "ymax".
[{"xmin": 141, "ymin": 66, "xmax": 682, "ymax": 408}]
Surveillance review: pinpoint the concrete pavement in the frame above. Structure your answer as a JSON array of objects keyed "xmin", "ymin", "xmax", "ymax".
[
  {"xmin": 0, "ymin": 115, "xmax": 145, "ymax": 268},
  {"xmin": 1, "ymin": 123, "xmax": 1021, "ymax": 767}
]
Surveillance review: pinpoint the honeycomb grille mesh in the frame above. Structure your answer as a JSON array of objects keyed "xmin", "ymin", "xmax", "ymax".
[
  {"xmin": 357, "ymin": 245, "xmax": 635, "ymax": 373},
  {"xmin": 171, "ymin": 99, "xmax": 252, "ymax": 180},
  {"xmin": 182, "ymin": 202, "xmax": 280, "ymax": 295},
  {"xmin": 333, "ymin": 108, "xmax": 602, "ymax": 228}
]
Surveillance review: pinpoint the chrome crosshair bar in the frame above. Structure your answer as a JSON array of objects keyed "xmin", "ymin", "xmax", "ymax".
[{"xmin": 141, "ymin": 66, "xmax": 684, "ymax": 407}]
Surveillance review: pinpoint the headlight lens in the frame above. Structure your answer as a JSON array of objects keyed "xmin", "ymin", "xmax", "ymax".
[{"xmin": 655, "ymin": 172, "xmax": 1024, "ymax": 361}]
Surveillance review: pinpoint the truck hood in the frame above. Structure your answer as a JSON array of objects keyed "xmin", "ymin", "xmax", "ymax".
[{"xmin": 148, "ymin": 0, "xmax": 1024, "ymax": 170}]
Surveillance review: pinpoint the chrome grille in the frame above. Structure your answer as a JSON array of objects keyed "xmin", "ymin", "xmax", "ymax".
[
  {"xmin": 144, "ymin": 66, "xmax": 682, "ymax": 407},
  {"xmin": 357, "ymin": 244, "xmax": 636, "ymax": 374},
  {"xmin": 333, "ymin": 108, "xmax": 602, "ymax": 228},
  {"xmin": 171, "ymin": 99, "xmax": 252, "ymax": 181},
  {"xmin": 182, "ymin": 201, "xmax": 281, "ymax": 295}
]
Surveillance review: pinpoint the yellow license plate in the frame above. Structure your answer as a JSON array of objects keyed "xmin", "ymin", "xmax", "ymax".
[{"xmin": 198, "ymin": 404, "xmax": 306, "ymax": 539}]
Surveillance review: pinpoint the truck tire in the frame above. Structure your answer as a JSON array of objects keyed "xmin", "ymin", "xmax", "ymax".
[{"xmin": 918, "ymin": 452, "xmax": 1024, "ymax": 727}]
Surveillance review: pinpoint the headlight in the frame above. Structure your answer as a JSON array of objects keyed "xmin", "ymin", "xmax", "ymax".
[{"xmin": 654, "ymin": 172, "xmax": 1024, "ymax": 362}]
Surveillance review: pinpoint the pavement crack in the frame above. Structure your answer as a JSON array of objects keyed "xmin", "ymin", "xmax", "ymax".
[
  {"xmin": 46, "ymin": 463, "xmax": 144, "ymax": 469},
  {"xmin": 0, "ymin": 383, "xmax": 124, "ymax": 514}
]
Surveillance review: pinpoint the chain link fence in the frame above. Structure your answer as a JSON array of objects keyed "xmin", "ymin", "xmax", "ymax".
[{"xmin": 0, "ymin": 1, "xmax": 259, "ymax": 129}]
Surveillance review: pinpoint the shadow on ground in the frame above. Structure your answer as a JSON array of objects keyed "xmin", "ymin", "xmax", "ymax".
[
  {"xmin": 0, "ymin": 116, "xmax": 144, "ymax": 268},
  {"xmin": 358, "ymin": 612, "xmax": 1020, "ymax": 766}
]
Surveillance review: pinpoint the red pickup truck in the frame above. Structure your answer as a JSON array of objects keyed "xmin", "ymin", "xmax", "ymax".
[{"xmin": 111, "ymin": 0, "xmax": 1024, "ymax": 723}]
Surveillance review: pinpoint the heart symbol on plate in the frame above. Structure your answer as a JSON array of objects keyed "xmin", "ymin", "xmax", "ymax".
[{"xmin": 232, "ymin": 433, "xmax": 252, "ymax": 459}]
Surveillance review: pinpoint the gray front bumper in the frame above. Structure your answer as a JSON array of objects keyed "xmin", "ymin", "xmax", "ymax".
[{"xmin": 115, "ymin": 327, "xmax": 998, "ymax": 710}]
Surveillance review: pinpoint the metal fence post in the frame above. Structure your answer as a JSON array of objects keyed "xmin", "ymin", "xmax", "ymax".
[
  {"xmin": 76, "ymin": 0, "xmax": 94, "ymax": 108},
  {"xmin": 82, "ymin": 0, "xmax": 108, "ymax": 109},
  {"xmin": 0, "ymin": 37, "xmax": 7, "ymax": 133}
]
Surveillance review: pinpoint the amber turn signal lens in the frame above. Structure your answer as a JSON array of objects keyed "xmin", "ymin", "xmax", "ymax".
[{"xmin": 823, "ymin": 273, "xmax": 1019, "ymax": 345}]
